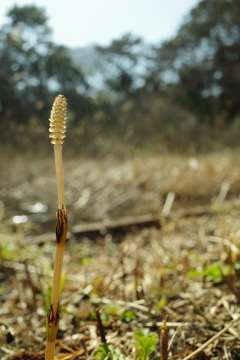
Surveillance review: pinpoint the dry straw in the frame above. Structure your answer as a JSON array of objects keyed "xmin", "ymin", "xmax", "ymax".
[{"xmin": 45, "ymin": 95, "xmax": 68, "ymax": 360}]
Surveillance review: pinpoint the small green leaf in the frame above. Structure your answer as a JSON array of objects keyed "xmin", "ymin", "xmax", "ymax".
[
  {"xmin": 94, "ymin": 343, "xmax": 130, "ymax": 360},
  {"xmin": 155, "ymin": 298, "xmax": 166, "ymax": 311},
  {"xmin": 120, "ymin": 310, "xmax": 136, "ymax": 322},
  {"xmin": 79, "ymin": 257, "xmax": 92, "ymax": 267},
  {"xmin": 93, "ymin": 343, "xmax": 110, "ymax": 360},
  {"xmin": 234, "ymin": 262, "xmax": 240, "ymax": 270},
  {"xmin": 133, "ymin": 328, "xmax": 157, "ymax": 360},
  {"xmin": 188, "ymin": 269, "xmax": 203, "ymax": 278}
]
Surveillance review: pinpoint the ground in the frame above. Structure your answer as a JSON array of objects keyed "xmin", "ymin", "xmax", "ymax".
[{"xmin": 1, "ymin": 151, "xmax": 240, "ymax": 359}]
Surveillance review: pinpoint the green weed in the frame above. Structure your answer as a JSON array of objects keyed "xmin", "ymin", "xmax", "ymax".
[
  {"xmin": 155, "ymin": 298, "xmax": 167, "ymax": 311},
  {"xmin": 120, "ymin": 310, "xmax": 136, "ymax": 322},
  {"xmin": 188, "ymin": 261, "xmax": 232, "ymax": 283},
  {"xmin": 93, "ymin": 343, "xmax": 129, "ymax": 360},
  {"xmin": 133, "ymin": 328, "xmax": 158, "ymax": 360}
]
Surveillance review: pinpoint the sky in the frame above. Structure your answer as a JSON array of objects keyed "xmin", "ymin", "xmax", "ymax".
[{"xmin": 0, "ymin": 0, "xmax": 199, "ymax": 48}]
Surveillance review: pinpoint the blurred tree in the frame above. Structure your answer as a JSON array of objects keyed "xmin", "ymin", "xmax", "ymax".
[
  {"xmin": 94, "ymin": 33, "xmax": 157, "ymax": 138},
  {"xmin": 2, "ymin": 0, "xmax": 240, "ymax": 154},
  {"xmin": 151, "ymin": 0, "xmax": 240, "ymax": 125},
  {"xmin": 0, "ymin": 5, "xmax": 91, "ymax": 128},
  {"xmin": 95, "ymin": 33, "xmax": 149, "ymax": 97}
]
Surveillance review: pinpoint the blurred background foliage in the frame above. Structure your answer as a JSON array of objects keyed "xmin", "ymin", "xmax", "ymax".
[{"xmin": 1, "ymin": 0, "xmax": 240, "ymax": 157}]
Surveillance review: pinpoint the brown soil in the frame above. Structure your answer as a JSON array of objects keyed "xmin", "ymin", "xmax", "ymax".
[{"xmin": 1, "ymin": 151, "xmax": 240, "ymax": 359}]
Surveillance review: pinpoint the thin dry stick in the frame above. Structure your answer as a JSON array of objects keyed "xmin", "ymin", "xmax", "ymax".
[
  {"xmin": 162, "ymin": 191, "xmax": 175, "ymax": 216},
  {"xmin": 96, "ymin": 308, "xmax": 106, "ymax": 343},
  {"xmin": 181, "ymin": 316, "xmax": 239, "ymax": 360},
  {"xmin": 45, "ymin": 95, "xmax": 68, "ymax": 360}
]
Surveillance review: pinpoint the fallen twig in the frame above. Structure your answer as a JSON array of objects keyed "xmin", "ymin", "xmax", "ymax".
[{"xmin": 181, "ymin": 316, "xmax": 239, "ymax": 360}]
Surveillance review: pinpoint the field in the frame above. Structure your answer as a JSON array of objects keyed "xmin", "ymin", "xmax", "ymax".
[{"xmin": 1, "ymin": 151, "xmax": 240, "ymax": 359}]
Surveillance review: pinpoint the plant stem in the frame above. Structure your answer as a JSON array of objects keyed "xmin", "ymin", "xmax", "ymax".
[
  {"xmin": 45, "ymin": 95, "xmax": 67, "ymax": 360},
  {"xmin": 54, "ymin": 145, "xmax": 65, "ymax": 209},
  {"xmin": 45, "ymin": 182, "xmax": 68, "ymax": 359}
]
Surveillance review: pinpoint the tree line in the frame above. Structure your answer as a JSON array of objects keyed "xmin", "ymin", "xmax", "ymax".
[{"xmin": 1, "ymin": 0, "xmax": 240, "ymax": 151}]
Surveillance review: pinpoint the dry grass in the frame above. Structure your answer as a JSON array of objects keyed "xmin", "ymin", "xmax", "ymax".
[{"xmin": 1, "ymin": 151, "xmax": 240, "ymax": 359}]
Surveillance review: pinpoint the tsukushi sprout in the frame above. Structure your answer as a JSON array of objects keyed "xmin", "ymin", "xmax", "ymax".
[{"xmin": 45, "ymin": 95, "xmax": 68, "ymax": 360}]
